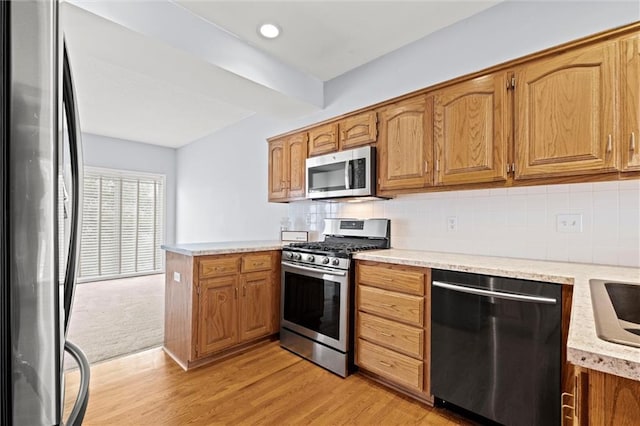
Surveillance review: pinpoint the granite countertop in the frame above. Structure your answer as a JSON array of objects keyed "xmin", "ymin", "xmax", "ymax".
[
  {"xmin": 161, "ymin": 240, "xmax": 285, "ymax": 256},
  {"xmin": 354, "ymin": 249, "xmax": 640, "ymax": 381}
]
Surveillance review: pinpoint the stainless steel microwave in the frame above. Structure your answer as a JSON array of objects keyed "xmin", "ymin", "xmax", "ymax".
[{"xmin": 306, "ymin": 146, "xmax": 376, "ymax": 200}]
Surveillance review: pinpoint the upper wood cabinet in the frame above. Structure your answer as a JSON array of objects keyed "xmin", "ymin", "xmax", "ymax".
[
  {"xmin": 339, "ymin": 111, "xmax": 378, "ymax": 150},
  {"xmin": 308, "ymin": 123, "xmax": 339, "ymax": 156},
  {"xmin": 268, "ymin": 132, "xmax": 308, "ymax": 202},
  {"xmin": 433, "ymin": 72, "xmax": 509, "ymax": 186},
  {"xmin": 622, "ymin": 34, "xmax": 640, "ymax": 172},
  {"xmin": 378, "ymin": 96, "xmax": 433, "ymax": 192},
  {"xmin": 514, "ymin": 41, "xmax": 619, "ymax": 179}
]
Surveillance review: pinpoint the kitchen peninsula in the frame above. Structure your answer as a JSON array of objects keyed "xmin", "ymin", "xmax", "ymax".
[{"xmin": 161, "ymin": 241, "xmax": 282, "ymax": 370}]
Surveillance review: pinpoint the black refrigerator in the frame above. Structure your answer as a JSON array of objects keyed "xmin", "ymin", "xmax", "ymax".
[{"xmin": 1, "ymin": 1, "xmax": 90, "ymax": 424}]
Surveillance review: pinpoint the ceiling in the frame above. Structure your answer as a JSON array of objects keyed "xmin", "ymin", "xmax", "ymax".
[{"xmin": 62, "ymin": 1, "xmax": 501, "ymax": 148}]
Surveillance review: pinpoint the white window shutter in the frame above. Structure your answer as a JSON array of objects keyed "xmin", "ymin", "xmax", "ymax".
[{"xmin": 79, "ymin": 168, "xmax": 165, "ymax": 281}]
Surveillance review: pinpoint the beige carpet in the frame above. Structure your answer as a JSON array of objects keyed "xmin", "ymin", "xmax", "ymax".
[{"xmin": 65, "ymin": 274, "xmax": 164, "ymax": 369}]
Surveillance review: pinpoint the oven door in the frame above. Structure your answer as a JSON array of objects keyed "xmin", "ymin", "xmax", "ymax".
[{"xmin": 281, "ymin": 261, "xmax": 350, "ymax": 352}]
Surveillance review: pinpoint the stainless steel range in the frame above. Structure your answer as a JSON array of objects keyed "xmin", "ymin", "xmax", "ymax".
[{"xmin": 280, "ymin": 218, "xmax": 390, "ymax": 377}]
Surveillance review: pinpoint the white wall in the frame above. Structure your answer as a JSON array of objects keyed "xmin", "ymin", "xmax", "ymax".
[
  {"xmin": 82, "ymin": 132, "xmax": 177, "ymax": 244},
  {"xmin": 176, "ymin": 0, "xmax": 640, "ymax": 266},
  {"xmin": 175, "ymin": 115, "xmax": 289, "ymax": 243},
  {"xmin": 289, "ymin": 180, "xmax": 640, "ymax": 268}
]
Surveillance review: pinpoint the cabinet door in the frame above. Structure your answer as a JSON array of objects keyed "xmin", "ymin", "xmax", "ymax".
[
  {"xmin": 622, "ymin": 34, "xmax": 640, "ymax": 171},
  {"xmin": 588, "ymin": 369, "xmax": 640, "ymax": 425},
  {"xmin": 198, "ymin": 276, "xmax": 238, "ymax": 356},
  {"xmin": 287, "ymin": 132, "xmax": 308, "ymax": 199},
  {"xmin": 378, "ymin": 96, "xmax": 433, "ymax": 191},
  {"xmin": 268, "ymin": 138, "xmax": 288, "ymax": 201},
  {"xmin": 434, "ymin": 72, "xmax": 509, "ymax": 185},
  {"xmin": 514, "ymin": 41, "xmax": 618, "ymax": 179},
  {"xmin": 238, "ymin": 271, "xmax": 272, "ymax": 342},
  {"xmin": 308, "ymin": 123, "xmax": 338, "ymax": 156},
  {"xmin": 340, "ymin": 111, "xmax": 378, "ymax": 150}
]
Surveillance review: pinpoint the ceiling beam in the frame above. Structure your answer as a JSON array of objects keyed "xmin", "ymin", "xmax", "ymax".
[{"xmin": 67, "ymin": 0, "xmax": 324, "ymax": 109}]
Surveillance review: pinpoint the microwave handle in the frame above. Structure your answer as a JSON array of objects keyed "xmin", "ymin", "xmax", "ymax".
[{"xmin": 345, "ymin": 161, "xmax": 352, "ymax": 190}]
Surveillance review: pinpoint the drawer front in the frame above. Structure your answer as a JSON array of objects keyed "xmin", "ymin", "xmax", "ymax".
[
  {"xmin": 241, "ymin": 253, "xmax": 273, "ymax": 273},
  {"xmin": 358, "ymin": 264, "xmax": 424, "ymax": 295},
  {"xmin": 199, "ymin": 257, "xmax": 240, "ymax": 278},
  {"xmin": 358, "ymin": 285, "xmax": 424, "ymax": 327},
  {"xmin": 357, "ymin": 339, "xmax": 423, "ymax": 391},
  {"xmin": 358, "ymin": 312, "xmax": 423, "ymax": 358}
]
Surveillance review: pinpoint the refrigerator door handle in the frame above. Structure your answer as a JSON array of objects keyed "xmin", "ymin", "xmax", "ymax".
[
  {"xmin": 63, "ymin": 340, "xmax": 90, "ymax": 426},
  {"xmin": 62, "ymin": 40, "xmax": 84, "ymax": 336}
]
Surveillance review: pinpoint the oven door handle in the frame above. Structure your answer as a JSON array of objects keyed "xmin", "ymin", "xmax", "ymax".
[{"xmin": 282, "ymin": 261, "xmax": 347, "ymax": 277}]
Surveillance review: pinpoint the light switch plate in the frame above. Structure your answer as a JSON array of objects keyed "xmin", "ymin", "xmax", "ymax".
[
  {"xmin": 173, "ymin": 271, "xmax": 181, "ymax": 283},
  {"xmin": 556, "ymin": 214, "xmax": 583, "ymax": 233}
]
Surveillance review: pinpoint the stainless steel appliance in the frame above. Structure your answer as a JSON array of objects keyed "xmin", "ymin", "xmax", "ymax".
[
  {"xmin": 280, "ymin": 218, "xmax": 390, "ymax": 377},
  {"xmin": 431, "ymin": 269, "xmax": 562, "ymax": 426},
  {"xmin": 1, "ymin": 1, "xmax": 89, "ymax": 424},
  {"xmin": 306, "ymin": 146, "xmax": 377, "ymax": 200}
]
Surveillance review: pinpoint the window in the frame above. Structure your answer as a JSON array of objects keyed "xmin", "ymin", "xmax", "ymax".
[{"xmin": 79, "ymin": 167, "xmax": 165, "ymax": 281}]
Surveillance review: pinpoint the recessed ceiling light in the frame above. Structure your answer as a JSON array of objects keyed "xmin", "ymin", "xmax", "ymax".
[{"xmin": 259, "ymin": 23, "xmax": 280, "ymax": 39}]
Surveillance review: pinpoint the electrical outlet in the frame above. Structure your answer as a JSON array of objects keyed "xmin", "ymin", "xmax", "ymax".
[
  {"xmin": 173, "ymin": 271, "xmax": 181, "ymax": 283},
  {"xmin": 447, "ymin": 216, "xmax": 458, "ymax": 232},
  {"xmin": 556, "ymin": 214, "xmax": 583, "ymax": 233}
]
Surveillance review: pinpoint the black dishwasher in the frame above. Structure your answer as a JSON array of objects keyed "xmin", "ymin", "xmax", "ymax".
[{"xmin": 431, "ymin": 269, "xmax": 562, "ymax": 426}]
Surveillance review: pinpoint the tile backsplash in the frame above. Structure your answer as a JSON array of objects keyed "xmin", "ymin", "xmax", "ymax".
[{"xmin": 287, "ymin": 180, "xmax": 640, "ymax": 268}]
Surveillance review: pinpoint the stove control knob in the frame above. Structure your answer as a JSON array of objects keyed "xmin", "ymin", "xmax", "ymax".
[
  {"xmin": 307, "ymin": 255, "xmax": 315, "ymax": 262},
  {"xmin": 286, "ymin": 252, "xmax": 293, "ymax": 259},
  {"xmin": 322, "ymin": 257, "xmax": 330, "ymax": 264},
  {"xmin": 332, "ymin": 258, "xmax": 340, "ymax": 266},
  {"xmin": 293, "ymin": 253, "xmax": 302, "ymax": 260}
]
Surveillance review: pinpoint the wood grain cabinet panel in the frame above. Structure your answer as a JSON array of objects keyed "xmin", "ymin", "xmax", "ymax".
[
  {"xmin": 308, "ymin": 123, "xmax": 339, "ymax": 156},
  {"xmin": 268, "ymin": 139, "xmax": 287, "ymax": 200},
  {"xmin": 268, "ymin": 132, "xmax": 308, "ymax": 202},
  {"xmin": 359, "ymin": 285, "xmax": 424, "ymax": 328},
  {"xmin": 357, "ymin": 339, "xmax": 424, "ymax": 392},
  {"xmin": 514, "ymin": 41, "xmax": 619, "ymax": 179},
  {"xmin": 239, "ymin": 271, "xmax": 272, "ymax": 342},
  {"xmin": 576, "ymin": 368, "xmax": 640, "ymax": 426},
  {"xmin": 378, "ymin": 96, "xmax": 433, "ymax": 192},
  {"xmin": 339, "ymin": 111, "xmax": 378, "ymax": 150},
  {"xmin": 622, "ymin": 34, "xmax": 640, "ymax": 172},
  {"xmin": 241, "ymin": 253, "xmax": 273, "ymax": 273},
  {"xmin": 199, "ymin": 256, "xmax": 240, "ymax": 278},
  {"xmin": 198, "ymin": 276, "xmax": 238, "ymax": 356},
  {"xmin": 358, "ymin": 312, "xmax": 424, "ymax": 358},
  {"xmin": 355, "ymin": 261, "xmax": 432, "ymax": 403},
  {"xmin": 357, "ymin": 263, "xmax": 424, "ymax": 295},
  {"xmin": 434, "ymin": 72, "xmax": 509, "ymax": 185}
]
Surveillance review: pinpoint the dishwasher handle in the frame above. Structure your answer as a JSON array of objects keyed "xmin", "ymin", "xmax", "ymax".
[{"xmin": 432, "ymin": 280, "xmax": 557, "ymax": 305}]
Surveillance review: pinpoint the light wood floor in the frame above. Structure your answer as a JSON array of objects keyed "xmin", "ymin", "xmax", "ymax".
[{"xmin": 64, "ymin": 341, "xmax": 471, "ymax": 425}]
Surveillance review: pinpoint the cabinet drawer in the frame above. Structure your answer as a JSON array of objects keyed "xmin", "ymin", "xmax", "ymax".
[
  {"xmin": 357, "ymin": 339, "xmax": 423, "ymax": 392},
  {"xmin": 358, "ymin": 264, "xmax": 424, "ymax": 295},
  {"xmin": 358, "ymin": 312, "xmax": 423, "ymax": 358},
  {"xmin": 199, "ymin": 257, "xmax": 240, "ymax": 278},
  {"xmin": 241, "ymin": 253, "xmax": 273, "ymax": 273},
  {"xmin": 359, "ymin": 285, "xmax": 423, "ymax": 327}
]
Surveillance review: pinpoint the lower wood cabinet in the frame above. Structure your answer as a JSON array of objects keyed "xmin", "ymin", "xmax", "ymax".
[
  {"xmin": 567, "ymin": 366, "xmax": 640, "ymax": 425},
  {"xmin": 355, "ymin": 260, "xmax": 432, "ymax": 404},
  {"xmin": 164, "ymin": 250, "xmax": 280, "ymax": 370}
]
